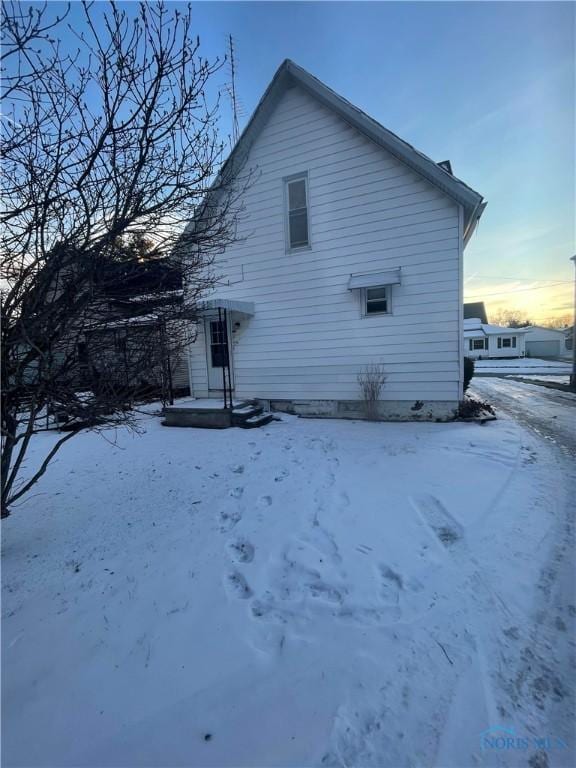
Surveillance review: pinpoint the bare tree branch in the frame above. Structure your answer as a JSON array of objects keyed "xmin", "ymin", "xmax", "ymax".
[{"xmin": 1, "ymin": 1, "xmax": 248, "ymax": 517}]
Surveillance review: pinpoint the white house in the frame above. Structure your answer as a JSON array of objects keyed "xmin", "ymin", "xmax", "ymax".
[
  {"xmin": 524, "ymin": 325, "xmax": 568, "ymax": 358},
  {"xmin": 464, "ymin": 318, "xmax": 527, "ymax": 359},
  {"xmin": 184, "ymin": 60, "xmax": 486, "ymax": 420}
]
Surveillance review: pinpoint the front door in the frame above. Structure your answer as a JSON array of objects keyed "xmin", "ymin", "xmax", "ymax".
[{"xmin": 205, "ymin": 318, "xmax": 234, "ymax": 391}]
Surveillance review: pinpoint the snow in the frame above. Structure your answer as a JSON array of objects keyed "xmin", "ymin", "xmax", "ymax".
[
  {"xmin": 475, "ymin": 358, "xmax": 572, "ymax": 375},
  {"xmin": 463, "ymin": 319, "xmax": 529, "ymax": 336},
  {"xmin": 164, "ymin": 398, "xmax": 244, "ymax": 410},
  {"xmin": 3, "ymin": 411, "xmax": 574, "ymax": 767},
  {"xmin": 507, "ymin": 375, "xmax": 570, "ymax": 384}
]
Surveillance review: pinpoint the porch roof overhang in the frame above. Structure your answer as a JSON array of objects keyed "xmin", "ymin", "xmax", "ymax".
[
  {"xmin": 201, "ymin": 298, "xmax": 255, "ymax": 317},
  {"xmin": 348, "ymin": 269, "xmax": 401, "ymax": 290}
]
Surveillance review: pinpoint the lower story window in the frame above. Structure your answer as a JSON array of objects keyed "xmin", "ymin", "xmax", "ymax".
[
  {"xmin": 365, "ymin": 285, "xmax": 390, "ymax": 315},
  {"xmin": 502, "ymin": 337, "xmax": 512, "ymax": 348},
  {"xmin": 471, "ymin": 338, "xmax": 486, "ymax": 350}
]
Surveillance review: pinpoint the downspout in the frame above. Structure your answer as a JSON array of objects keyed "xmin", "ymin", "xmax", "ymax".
[{"xmin": 458, "ymin": 205, "xmax": 465, "ymax": 401}]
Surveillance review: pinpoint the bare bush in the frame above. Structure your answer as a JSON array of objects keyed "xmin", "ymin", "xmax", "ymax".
[{"xmin": 357, "ymin": 363, "xmax": 386, "ymax": 420}]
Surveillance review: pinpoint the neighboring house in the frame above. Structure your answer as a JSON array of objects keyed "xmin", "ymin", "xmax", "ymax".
[
  {"xmin": 184, "ymin": 60, "xmax": 486, "ymax": 420},
  {"xmin": 464, "ymin": 301, "xmax": 488, "ymax": 324},
  {"xmin": 79, "ymin": 259, "xmax": 190, "ymax": 399},
  {"xmin": 464, "ymin": 318, "xmax": 527, "ymax": 359},
  {"xmin": 524, "ymin": 325, "xmax": 568, "ymax": 358}
]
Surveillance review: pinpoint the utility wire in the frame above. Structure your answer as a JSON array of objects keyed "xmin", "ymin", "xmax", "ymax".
[
  {"xmin": 466, "ymin": 275, "xmax": 573, "ymax": 284},
  {"xmin": 465, "ymin": 282, "xmax": 570, "ymax": 299}
]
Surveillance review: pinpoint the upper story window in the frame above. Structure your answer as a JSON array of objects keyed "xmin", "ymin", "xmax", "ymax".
[
  {"xmin": 285, "ymin": 173, "xmax": 309, "ymax": 250},
  {"xmin": 365, "ymin": 286, "xmax": 391, "ymax": 315}
]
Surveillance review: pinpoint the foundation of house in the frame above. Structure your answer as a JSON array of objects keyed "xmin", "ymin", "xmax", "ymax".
[{"xmin": 266, "ymin": 399, "xmax": 459, "ymax": 422}]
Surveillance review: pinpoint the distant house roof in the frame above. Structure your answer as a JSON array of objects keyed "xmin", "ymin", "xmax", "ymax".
[
  {"xmin": 523, "ymin": 325, "xmax": 568, "ymax": 335},
  {"xmin": 463, "ymin": 318, "xmax": 529, "ymax": 338},
  {"xmin": 464, "ymin": 301, "xmax": 488, "ymax": 324},
  {"xmin": 210, "ymin": 59, "xmax": 486, "ymax": 244}
]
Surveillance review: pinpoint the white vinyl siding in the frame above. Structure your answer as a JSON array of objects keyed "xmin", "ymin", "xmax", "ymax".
[{"xmin": 189, "ymin": 85, "xmax": 463, "ymax": 402}]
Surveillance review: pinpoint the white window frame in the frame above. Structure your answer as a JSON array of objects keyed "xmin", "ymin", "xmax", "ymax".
[
  {"xmin": 362, "ymin": 285, "xmax": 392, "ymax": 317},
  {"xmin": 284, "ymin": 172, "xmax": 311, "ymax": 252}
]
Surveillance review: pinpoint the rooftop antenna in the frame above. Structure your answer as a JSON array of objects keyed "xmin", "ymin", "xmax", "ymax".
[{"xmin": 227, "ymin": 35, "xmax": 240, "ymax": 146}]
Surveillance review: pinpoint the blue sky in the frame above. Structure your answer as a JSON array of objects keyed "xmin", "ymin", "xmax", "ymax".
[{"xmin": 29, "ymin": 1, "xmax": 576, "ymax": 322}]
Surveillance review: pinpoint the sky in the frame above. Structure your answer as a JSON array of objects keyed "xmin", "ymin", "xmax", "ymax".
[{"xmin": 21, "ymin": 1, "xmax": 576, "ymax": 324}]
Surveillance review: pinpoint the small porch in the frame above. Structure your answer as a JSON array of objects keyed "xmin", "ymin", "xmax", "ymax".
[
  {"xmin": 163, "ymin": 297, "xmax": 276, "ymax": 428},
  {"xmin": 197, "ymin": 297, "xmax": 255, "ymax": 408},
  {"xmin": 162, "ymin": 398, "xmax": 275, "ymax": 429}
]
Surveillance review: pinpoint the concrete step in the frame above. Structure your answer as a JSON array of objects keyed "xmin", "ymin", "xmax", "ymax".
[
  {"xmin": 240, "ymin": 413, "xmax": 275, "ymax": 429},
  {"xmin": 231, "ymin": 405, "xmax": 263, "ymax": 426}
]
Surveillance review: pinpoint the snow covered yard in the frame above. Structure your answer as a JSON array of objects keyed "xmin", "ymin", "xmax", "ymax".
[
  {"xmin": 2, "ymin": 411, "xmax": 574, "ymax": 767},
  {"xmin": 474, "ymin": 358, "xmax": 572, "ymax": 377}
]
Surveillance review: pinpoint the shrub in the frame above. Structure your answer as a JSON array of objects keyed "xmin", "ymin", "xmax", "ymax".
[
  {"xmin": 358, "ymin": 363, "xmax": 386, "ymax": 420},
  {"xmin": 463, "ymin": 357, "xmax": 475, "ymax": 392},
  {"xmin": 457, "ymin": 397, "xmax": 495, "ymax": 419}
]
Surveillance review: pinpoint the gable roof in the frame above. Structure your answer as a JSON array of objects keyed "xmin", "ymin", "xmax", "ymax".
[
  {"xmin": 464, "ymin": 301, "xmax": 488, "ymax": 323},
  {"xmin": 220, "ymin": 59, "xmax": 486, "ymax": 243},
  {"xmin": 463, "ymin": 318, "xmax": 528, "ymax": 337}
]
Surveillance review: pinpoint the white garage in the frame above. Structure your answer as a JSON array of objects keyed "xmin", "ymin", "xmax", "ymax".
[{"xmin": 524, "ymin": 326, "xmax": 567, "ymax": 358}]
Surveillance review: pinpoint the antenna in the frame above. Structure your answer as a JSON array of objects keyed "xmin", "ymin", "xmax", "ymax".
[{"xmin": 227, "ymin": 35, "xmax": 240, "ymax": 145}]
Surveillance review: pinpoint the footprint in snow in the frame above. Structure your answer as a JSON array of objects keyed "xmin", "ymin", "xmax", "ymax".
[
  {"xmin": 258, "ymin": 495, "xmax": 273, "ymax": 507},
  {"xmin": 306, "ymin": 581, "xmax": 343, "ymax": 604},
  {"xmin": 378, "ymin": 564, "xmax": 403, "ymax": 604},
  {"xmin": 227, "ymin": 538, "xmax": 255, "ymax": 564},
  {"xmin": 224, "ymin": 571, "xmax": 253, "ymax": 600},
  {"xmin": 229, "ymin": 487, "xmax": 244, "ymax": 499},
  {"xmin": 218, "ymin": 509, "xmax": 242, "ymax": 532}
]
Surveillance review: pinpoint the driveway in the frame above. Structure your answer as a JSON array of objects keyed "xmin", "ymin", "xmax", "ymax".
[
  {"xmin": 471, "ymin": 376, "xmax": 575, "ymax": 768},
  {"xmin": 471, "ymin": 376, "xmax": 576, "ymax": 455}
]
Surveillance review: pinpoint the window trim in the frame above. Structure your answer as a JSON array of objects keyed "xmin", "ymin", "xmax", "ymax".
[
  {"xmin": 362, "ymin": 285, "xmax": 392, "ymax": 317},
  {"xmin": 284, "ymin": 171, "xmax": 311, "ymax": 252}
]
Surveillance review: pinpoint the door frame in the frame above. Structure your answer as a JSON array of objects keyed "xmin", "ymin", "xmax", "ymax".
[{"xmin": 205, "ymin": 315, "xmax": 234, "ymax": 392}]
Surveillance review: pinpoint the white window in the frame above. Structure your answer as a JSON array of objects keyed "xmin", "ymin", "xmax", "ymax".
[
  {"xmin": 285, "ymin": 174, "xmax": 309, "ymax": 250},
  {"xmin": 502, "ymin": 337, "xmax": 512, "ymax": 348},
  {"xmin": 472, "ymin": 339, "xmax": 486, "ymax": 350},
  {"xmin": 364, "ymin": 285, "xmax": 391, "ymax": 315}
]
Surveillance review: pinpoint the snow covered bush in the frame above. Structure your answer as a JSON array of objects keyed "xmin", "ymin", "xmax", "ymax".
[{"xmin": 357, "ymin": 363, "xmax": 386, "ymax": 420}]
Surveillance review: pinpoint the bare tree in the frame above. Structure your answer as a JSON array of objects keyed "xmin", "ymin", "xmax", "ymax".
[
  {"xmin": 539, "ymin": 315, "xmax": 572, "ymax": 330},
  {"xmin": 490, "ymin": 309, "xmax": 533, "ymax": 328},
  {"xmin": 1, "ymin": 1, "xmax": 246, "ymax": 518}
]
